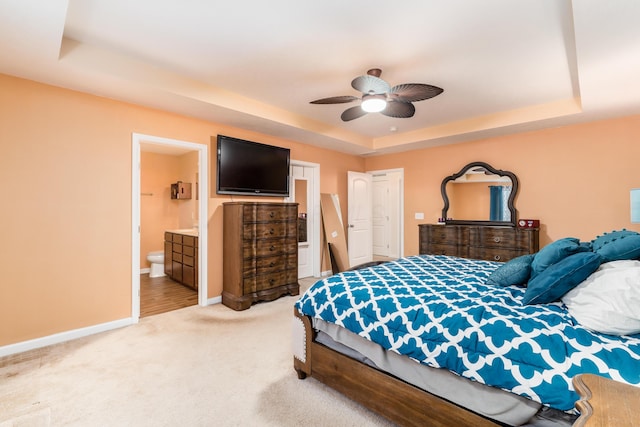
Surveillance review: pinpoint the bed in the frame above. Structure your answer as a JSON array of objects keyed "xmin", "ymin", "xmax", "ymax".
[{"xmin": 292, "ymin": 252, "xmax": 640, "ymax": 426}]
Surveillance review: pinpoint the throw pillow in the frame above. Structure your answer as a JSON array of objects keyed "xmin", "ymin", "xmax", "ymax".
[
  {"xmin": 523, "ymin": 252, "xmax": 602, "ymax": 305},
  {"xmin": 486, "ymin": 254, "xmax": 535, "ymax": 286},
  {"xmin": 530, "ymin": 237, "xmax": 591, "ymax": 278},
  {"xmin": 591, "ymin": 229, "xmax": 640, "ymax": 262},
  {"xmin": 562, "ymin": 260, "xmax": 640, "ymax": 335}
]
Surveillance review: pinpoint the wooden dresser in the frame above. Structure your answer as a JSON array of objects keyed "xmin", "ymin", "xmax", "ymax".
[
  {"xmin": 419, "ymin": 224, "xmax": 539, "ymax": 262},
  {"xmin": 223, "ymin": 202, "xmax": 299, "ymax": 311},
  {"xmin": 164, "ymin": 231, "xmax": 198, "ymax": 290}
]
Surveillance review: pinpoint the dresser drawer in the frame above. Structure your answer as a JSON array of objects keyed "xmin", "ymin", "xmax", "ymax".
[
  {"xmin": 422, "ymin": 243, "xmax": 467, "ymax": 258},
  {"xmin": 182, "ymin": 245, "xmax": 195, "ymax": 257},
  {"xmin": 243, "ymin": 221, "xmax": 296, "ymax": 240},
  {"xmin": 257, "ymin": 253, "xmax": 296, "ymax": 275},
  {"xmin": 245, "ymin": 204, "xmax": 297, "ymax": 222},
  {"xmin": 242, "ymin": 253, "xmax": 296, "ymax": 277},
  {"xmin": 470, "ymin": 227, "xmax": 533, "ymax": 250},
  {"xmin": 246, "ymin": 270, "xmax": 298, "ymax": 293},
  {"xmin": 468, "ymin": 247, "xmax": 526, "ymax": 262},
  {"xmin": 243, "ymin": 238, "xmax": 297, "ymax": 258},
  {"xmin": 420, "ymin": 225, "xmax": 469, "ymax": 246}
]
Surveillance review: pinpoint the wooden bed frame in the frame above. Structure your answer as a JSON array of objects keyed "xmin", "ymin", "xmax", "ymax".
[{"xmin": 293, "ymin": 308, "xmax": 504, "ymax": 427}]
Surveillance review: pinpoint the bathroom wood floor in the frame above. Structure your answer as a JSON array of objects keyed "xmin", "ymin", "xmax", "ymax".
[{"xmin": 140, "ymin": 274, "xmax": 198, "ymax": 318}]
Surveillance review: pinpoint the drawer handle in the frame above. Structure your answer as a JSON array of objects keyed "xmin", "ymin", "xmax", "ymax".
[
  {"xmin": 269, "ymin": 228, "xmax": 275, "ymax": 235},
  {"xmin": 494, "ymin": 255, "xmax": 501, "ymax": 261},
  {"xmin": 270, "ymin": 278, "xmax": 276, "ymax": 284},
  {"xmin": 269, "ymin": 262, "xmax": 275, "ymax": 267},
  {"xmin": 493, "ymin": 237, "xmax": 502, "ymax": 243},
  {"xmin": 269, "ymin": 211, "xmax": 275, "ymax": 218},
  {"xmin": 270, "ymin": 245, "xmax": 276, "ymax": 251}
]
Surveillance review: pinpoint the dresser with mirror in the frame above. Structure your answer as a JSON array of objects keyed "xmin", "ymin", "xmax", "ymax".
[{"xmin": 419, "ymin": 161, "xmax": 539, "ymax": 262}]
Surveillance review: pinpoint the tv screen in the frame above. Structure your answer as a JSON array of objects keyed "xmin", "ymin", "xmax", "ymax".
[{"xmin": 216, "ymin": 135, "xmax": 290, "ymax": 197}]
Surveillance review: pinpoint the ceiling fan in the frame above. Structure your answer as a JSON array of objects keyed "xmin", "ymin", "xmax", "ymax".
[{"xmin": 310, "ymin": 68, "xmax": 443, "ymax": 121}]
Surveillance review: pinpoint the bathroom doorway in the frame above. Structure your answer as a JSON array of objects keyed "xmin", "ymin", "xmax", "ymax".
[{"xmin": 131, "ymin": 133, "xmax": 208, "ymax": 321}]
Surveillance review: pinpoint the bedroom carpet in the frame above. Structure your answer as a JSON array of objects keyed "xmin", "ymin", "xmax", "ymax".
[{"xmin": 0, "ymin": 278, "xmax": 394, "ymax": 427}]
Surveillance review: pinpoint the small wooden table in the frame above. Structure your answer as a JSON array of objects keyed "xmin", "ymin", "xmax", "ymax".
[{"xmin": 573, "ymin": 374, "xmax": 640, "ymax": 426}]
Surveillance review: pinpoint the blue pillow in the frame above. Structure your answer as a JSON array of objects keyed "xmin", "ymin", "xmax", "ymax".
[
  {"xmin": 486, "ymin": 254, "xmax": 535, "ymax": 286},
  {"xmin": 523, "ymin": 252, "xmax": 602, "ymax": 305},
  {"xmin": 592, "ymin": 230, "xmax": 640, "ymax": 262},
  {"xmin": 530, "ymin": 237, "xmax": 591, "ymax": 278}
]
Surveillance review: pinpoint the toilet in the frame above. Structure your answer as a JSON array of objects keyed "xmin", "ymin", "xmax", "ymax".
[{"xmin": 147, "ymin": 251, "xmax": 165, "ymax": 278}]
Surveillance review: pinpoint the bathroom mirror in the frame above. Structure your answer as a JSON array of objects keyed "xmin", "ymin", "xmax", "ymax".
[{"xmin": 441, "ymin": 161, "xmax": 518, "ymax": 226}]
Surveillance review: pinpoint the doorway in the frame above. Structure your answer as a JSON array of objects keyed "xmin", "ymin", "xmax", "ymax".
[
  {"xmin": 131, "ymin": 133, "xmax": 208, "ymax": 321},
  {"xmin": 347, "ymin": 168, "xmax": 404, "ymax": 267},
  {"xmin": 287, "ymin": 160, "xmax": 321, "ymax": 279}
]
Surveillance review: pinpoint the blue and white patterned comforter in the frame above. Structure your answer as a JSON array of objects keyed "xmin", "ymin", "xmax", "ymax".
[{"xmin": 295, "ymin": 255, "xmax": 640, "ymax": 411}]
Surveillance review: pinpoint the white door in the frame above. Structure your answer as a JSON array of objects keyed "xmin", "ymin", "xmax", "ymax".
[
  {"xmin": 347, "ymin": 171, "xmax": 373, "ymax": 267},
  {"xmin": 372, "ymin": 176, "xmax": 390, "ymax": 257}
]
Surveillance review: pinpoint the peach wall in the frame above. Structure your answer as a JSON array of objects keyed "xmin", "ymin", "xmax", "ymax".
[
  {"xmin": 365, "ymin": 115, "xmax": 640, "ymax": 255},
  {"xmin": 5, "ymin": 69, "xmax": 638, "ymax": 351},
  {"xmin": 0, "ymin": 73, "xmax": 364, "ymax": 347}
]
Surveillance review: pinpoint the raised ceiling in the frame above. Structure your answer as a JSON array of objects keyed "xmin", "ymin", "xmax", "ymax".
[{"xmin": 1, "ymin": 1, "xmax": 640, "ymax": 155}]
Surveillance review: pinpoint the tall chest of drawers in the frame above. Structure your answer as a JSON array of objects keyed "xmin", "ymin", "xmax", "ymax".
[
  {"xmin": 223, "ymin": 202, "xmax": 299, "ymax": 311},
  {"xmin": 419, "ymin": 224, "xmax": 539, "ymax": 262}
]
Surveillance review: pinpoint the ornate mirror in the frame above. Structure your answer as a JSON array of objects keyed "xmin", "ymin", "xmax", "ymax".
[{"xmin": 441, "ymin": 161, "xmax": 518, "ymax": 226}]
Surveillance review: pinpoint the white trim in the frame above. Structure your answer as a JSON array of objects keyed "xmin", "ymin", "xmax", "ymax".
[
  {"xmin": 0, "ymin": 317, "xmax": 134, "ymax": 358},
  {"xmin": 131, "ymin": 133, "xmax": 209, "ymax": 321},
  {"xmin": 140, "ymin": 268, "xmax": 151, "ymax": 274},
  {"xmin": 207, "ymin": 296, "xmax": 222, "ymax": 305}
]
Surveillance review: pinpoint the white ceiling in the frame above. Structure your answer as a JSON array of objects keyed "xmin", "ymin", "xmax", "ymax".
[{"xmin": 2, "ymin": 0, "xmax": 640, "ymax": 156}]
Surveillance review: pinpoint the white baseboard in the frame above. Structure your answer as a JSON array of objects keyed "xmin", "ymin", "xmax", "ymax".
[
  {"xmin": 0, "ymin": 317, "xmax": 135, "ymax": 358},
  {"xmin": 321, "ymin": 269, "xmax": 333, "ymax": 277},
  {"xmin": 207, "ymin": 295, "xmax": 222, "ymax": 305},
  {"xmin": 2, "ymin": 296, "xmax": 222, "ymax": 358},
  {"xmin": 140, "ymin": 268, "xmax": 150, "ymax": 274}
]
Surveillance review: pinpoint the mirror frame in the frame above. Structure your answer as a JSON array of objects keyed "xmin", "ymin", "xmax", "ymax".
[{"xmin": 441, "ymin": 161, "xmax": 519, "ymax": 227}]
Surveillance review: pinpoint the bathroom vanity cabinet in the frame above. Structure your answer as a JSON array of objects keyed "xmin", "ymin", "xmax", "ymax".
[
  {"xmin": 164, "ymin": 231, "xmax": 198, "ymax": 290},
  {"xmin": 222, "ymin": 202, "xmax": 299, "ymax": 310}
]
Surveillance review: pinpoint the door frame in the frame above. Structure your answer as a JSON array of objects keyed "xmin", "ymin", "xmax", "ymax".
[
  {"xmin": 288, "ymin": 159, "xmax": 321, "ymax": 278},
  {"xmin": 131, "ymin": 133, "xmax": 209, "ymax": 321}
]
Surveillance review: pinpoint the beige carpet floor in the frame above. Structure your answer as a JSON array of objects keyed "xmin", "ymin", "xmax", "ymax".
[{"xmin": 0, "ymin": 278, "xmax": 394, "ymax": 426}]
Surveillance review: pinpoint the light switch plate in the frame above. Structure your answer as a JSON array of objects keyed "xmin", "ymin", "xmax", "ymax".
[{"xmin": 415, "ymin": 212, "xmax": 425, "ymax": 220}]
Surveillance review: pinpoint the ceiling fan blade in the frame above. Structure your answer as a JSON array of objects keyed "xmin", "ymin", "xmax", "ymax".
[
  {"xmin": 310, "ymin": 95, "xmax": 359, "ymax": 104},
  {"xmin": 341, "ymin": 105, "xmax": 368, "ymax": 121},
  {"xmin": 381, "ymin": 101, "xmax": 415, "ymax": 118},
  {"xmin": 390, "ymin": 83, "xmax": 443, "ymax": 102},
  {"xmin": 351, "ymin": 75, "xmax": 390, "ymax": 95}
]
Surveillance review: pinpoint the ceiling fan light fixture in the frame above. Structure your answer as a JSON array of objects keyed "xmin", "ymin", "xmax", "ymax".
[{"xmin": 361, "ymin": 94, "xmax": 387, "ymax": 113}]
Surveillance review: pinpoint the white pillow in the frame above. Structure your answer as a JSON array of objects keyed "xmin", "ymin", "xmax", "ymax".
[{"xmin": 562, "ymin": 260, "xmax": 640, "ymax": 335}]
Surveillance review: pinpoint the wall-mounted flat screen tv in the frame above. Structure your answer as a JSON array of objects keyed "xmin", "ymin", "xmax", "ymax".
[{"xmin": 216, "ymin": 135, "xmax": 290, "ymax": 197}]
